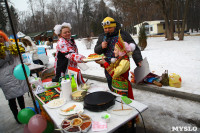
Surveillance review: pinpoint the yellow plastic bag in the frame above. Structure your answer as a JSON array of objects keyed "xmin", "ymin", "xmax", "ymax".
[{"xmin": 169, "ymin": 73, "xmax": 182, "ymax": 88}]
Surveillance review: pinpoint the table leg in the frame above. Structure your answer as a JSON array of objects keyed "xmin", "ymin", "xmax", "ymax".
[
  {"xmin": 115, "ymin": 118, "xmax": 136, "ymax": 133},
  {"xmin": 131, "ymin": 118, "xmax": 136, "ymax": 133}
]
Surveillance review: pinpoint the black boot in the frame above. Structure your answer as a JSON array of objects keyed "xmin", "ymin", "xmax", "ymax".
[
  {"xmin": 14, "ymin": 115, "xmax": 21, "ymax": 124},
  {"xmin": 17, "ymin": 95, "xmax": 25, "ymax": 110},
  {"xmin": 8, "ymin": 98, "xmax": 21, "ymax": 124}
]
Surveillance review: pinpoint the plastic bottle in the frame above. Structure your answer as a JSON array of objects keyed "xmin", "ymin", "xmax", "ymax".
[
  {"xmin": 66, "ymin": 74, "xmax": 70, "ymax": 81},
  {"xmin": 71, "ymin": 74, "xmax": 77, "ymax": 92}
]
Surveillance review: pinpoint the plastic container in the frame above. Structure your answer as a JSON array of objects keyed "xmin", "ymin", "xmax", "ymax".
[
  {"xmin": 81, "ymin": 83, "xmax": 90, "ymax": 90},
  {"xmin": 71, "ymin": 90, "xmax": 87, "ymax": 102},
  {"xmin": 169, "ymin": 73, "xmax": 182, "ymax": 88},
  {"xmin": 101, "ymin": 113, "xmax": 111, "ymax": 123},
  {"xmin": 61, "ymin": 114, "xmax": 92, "ymax": 133},
  {"xmin": 66, "ymin": 74, "xmax": 70, "ymax": 80},
  {"xmin": 71, "ymin": 74, "xmax": 77, "ymax": 92}
]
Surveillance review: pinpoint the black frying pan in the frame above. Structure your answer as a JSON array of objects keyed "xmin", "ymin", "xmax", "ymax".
[{"xmin": 84, "ymin": 91, "xmax": 116, "ymax": 112}]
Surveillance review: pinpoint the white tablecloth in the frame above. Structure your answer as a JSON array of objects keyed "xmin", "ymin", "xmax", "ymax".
[
  {"xmin": 42, "ymin": 91, "xmax": 148, "ymax": 133},
  {"xmin": 28, "ymin": 64, "xmax": 45, "ymax": 71}
]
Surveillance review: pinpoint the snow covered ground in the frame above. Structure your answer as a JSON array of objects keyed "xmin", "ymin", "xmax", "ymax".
[
  {"xmin": 88, "ymin": 80, "xmax": 200, "ymax": 133},
  {"xmin": 0, "ymin": 35, "xmax": 200, "ymax": 133},
  {"xmin": 44, "ymin": 35, "xmax": 200, "ymax": 133},
  {"xmin": 47, "ymin": 35, "xmax": 200, "ymax": 96},
  {"xmin": 1, "ymin": 81, "xmax": 199, "ymax": 133}
]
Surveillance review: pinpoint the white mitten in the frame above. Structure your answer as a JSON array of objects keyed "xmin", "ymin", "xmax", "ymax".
[{"xmin": 111, "ymin": 58, "xmax": 117, "ymax": 63}]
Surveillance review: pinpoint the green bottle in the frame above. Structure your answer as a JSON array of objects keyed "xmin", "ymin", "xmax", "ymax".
[
  {"xmin": 71, "ymin": 74, "xmax": 77, "ymax": 92},
  {"xmin": 66, "ymin": 74, "xmax": 70, "ymax": 81}
]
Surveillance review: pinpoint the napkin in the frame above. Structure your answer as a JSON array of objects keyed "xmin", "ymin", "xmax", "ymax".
[{"xmin": 92, "ymin": 121, "xmax": 107, "ymax": 132}]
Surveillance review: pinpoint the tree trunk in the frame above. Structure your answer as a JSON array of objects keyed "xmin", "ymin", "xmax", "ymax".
[
  {"xmin": 140, "ymin": 40, "xmax": 147, "ymax": 51},
  {"xmin": 157, "ymin": 0, "xmax": 175, "ymax": 40},
  {"xmin": 176, "ymin": 1, "xmax": 180, "ymax": 38},
  {"xmin": 168, "ymin": 0, "xmax": 175, "ymax": 40},
  {"xmin": 179, "ymin": 0, "xmax": 189, "ymax": 40},
  {"xmin": 28, "ymin": 0, "xmax": 37, "ymax": 32}
]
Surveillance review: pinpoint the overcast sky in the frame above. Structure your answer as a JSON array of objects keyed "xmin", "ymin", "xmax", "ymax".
[{"xmin": 10, "ymin": 0, "xmax": 28, "ymax": 12}]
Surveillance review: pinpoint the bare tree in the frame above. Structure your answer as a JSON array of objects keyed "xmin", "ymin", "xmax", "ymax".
[
  {"xmin": 28, "ymin": 0, "xmax": 37, "ymax": 32},
  {"xmin": 38, "ymin": 0, "xmax": 46, "ymax": 30},
  {"xmin": 156, "ymin": 0, "xmax": 175, "ymax": 40},
  {"xmin": 179, "ymin": 0, "xmax": 189, "ymax": 40},
  {"xmin": 108, "ymin": 0, "xmax": 160, "ymax": 34},
  {"xmin": 82, "ymin": 0, "xmax": 94, "ymax": 36},
  {"xmin": 0, "ymin": 3, "xmax": 7, "ymax": 32},
  {"xmin": 71, "ymin": 0, "xmax": 83, "ymax": 36},
  {"xmin": 187, "ymin": 0, "xmax": 200, "ymax": 32},
  {"xmin": 14, "ymin": 0, "xmax": 198, "ymax": 40},
  {"xmin": 47, "ymin": 0, "xmax": 63, "ymax": 24}
]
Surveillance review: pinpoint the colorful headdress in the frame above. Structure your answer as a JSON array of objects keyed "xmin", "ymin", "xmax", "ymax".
[
  {"xmin": 115, "ymin": 30, "xmax": 126, "ymax": 53},
  {"xmin": 115, "ymin": 30, "xmax": 135, "ymax": 57},
  {"xmin": 0, "ymin": 30, "xmax": 9, "ymax": 42}
]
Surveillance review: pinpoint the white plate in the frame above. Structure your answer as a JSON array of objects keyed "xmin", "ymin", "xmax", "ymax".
[
  {"xmin": 46, "ymin": 98, "xmax": 66, "ymax": 109},
  {"xmin": 59, "ymin": 103, "xmax": 84, "ymax": 116}
]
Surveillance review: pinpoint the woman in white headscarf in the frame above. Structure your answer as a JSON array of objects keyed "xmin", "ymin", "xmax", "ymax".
[
  {"xmin": 52, "ymin": 22, "xmax": 86, "ymax": 82},
  {"xmin": 21, "ymin": 36, "xmax": 41, "ymax": 64}
]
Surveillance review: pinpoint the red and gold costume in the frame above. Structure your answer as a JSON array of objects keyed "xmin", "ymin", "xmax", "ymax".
[{"xmin": 104, "ymin": 55, "xmax": 134, "ymax": 100}]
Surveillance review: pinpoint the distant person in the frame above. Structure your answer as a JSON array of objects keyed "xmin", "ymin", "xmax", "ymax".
[
  {"xmin": 38, "ymin": 40, "xmax": 41, "ymax": 45},
  {"xmin": 48, "ymin": 37, "xmax": 53, "ymax": 49},
  {"xmin": 94, "ymin": 17, "xmax": 143, "ymax": 90},
  {"xmin": 34, "ymin": 41, "xmax": 38, "ymax": 45},
  {"xmin": 101, "ymin": 30, "xmax": 135, "ymax": 99},
  {"xmin": 22, "ymin": 36, "xmax": 42, "ymax": 65},
  {"xmin": 22, "ymin": 36, "xmax": 43, "ymax": 77},
  {"xmin": 0, "ymin": 30, "xmax": 28, "ymax": 124},
  {"xmin": 52, "ymin": 22, "xmax": 86, "ymax": 82}
]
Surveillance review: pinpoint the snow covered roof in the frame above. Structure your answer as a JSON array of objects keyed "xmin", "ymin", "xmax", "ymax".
[{"xmin": 17, "ymin": 31, "xmax": 25, "ymax": 38}]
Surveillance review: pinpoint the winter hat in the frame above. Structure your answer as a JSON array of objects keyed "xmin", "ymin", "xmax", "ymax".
[
  {"xmin": 21, "ymin": 38, "xmax": 31, "ymax": 46},
  {"xmin": 115, "ymin": 30, "xmax": 135, "ymax": 57},
  {"xmin": 0, "ymin": 30, "xmax": 9, "ymax": 42},
  {"xmin": 102, "ymin": 17, "xmax": 116, "ymax": 29},
  {"xmin": 54, "ymin": 22, "xmax": 72, "ymax": 35},
  {"xmin": 24, "ymin": 36, "xmax": 36, "ymax": 46}
]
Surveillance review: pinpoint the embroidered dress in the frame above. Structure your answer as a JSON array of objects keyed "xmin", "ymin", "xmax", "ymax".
[
  {"xmin": 54, "ymin": 37, "xmax": 84, "ymax": 74},
  {"xmin": 104, "ymin": 55, "xmax": 134, "ymax": 99}
]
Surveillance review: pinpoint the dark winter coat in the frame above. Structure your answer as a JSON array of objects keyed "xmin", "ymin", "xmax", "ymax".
[{"xmin": 94, "ymin": 29, "xmax": 143, "ymax": 66}]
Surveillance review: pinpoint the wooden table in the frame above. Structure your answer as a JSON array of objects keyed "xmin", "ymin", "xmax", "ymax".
[{"xmin": 42, "ymin": 91, "xmax": 148, "ymax": 133}]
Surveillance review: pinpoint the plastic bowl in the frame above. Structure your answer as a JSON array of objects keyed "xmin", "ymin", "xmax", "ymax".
[
  {"xmin": 81, "ymin": 83, "xmax": 90, "ymax": 90},
  {"xmin": 71, "ymin": 90, "xmax": 87, "ymax": 102}
]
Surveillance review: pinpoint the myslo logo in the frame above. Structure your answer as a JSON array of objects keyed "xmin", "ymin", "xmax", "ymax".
[{"xmin": 171, "ymin": 126, "xmax": 198, "ymax": 132}]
